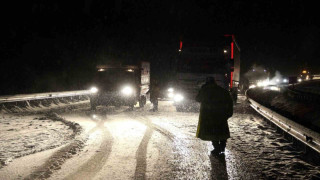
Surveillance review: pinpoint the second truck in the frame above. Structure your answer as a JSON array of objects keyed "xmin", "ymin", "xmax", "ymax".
[{"xmin": 170, "ymin": 35, "xmax": 240, "ymax": 111}]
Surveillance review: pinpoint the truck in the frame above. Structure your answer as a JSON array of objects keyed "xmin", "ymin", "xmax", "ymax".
[
  {"xmin": 89, "ymin": 61, "xmax": 150, "ymax": 110},
  {"xmin": 171, "ymin": 35, "xmax": 240, "ymax": 111}
]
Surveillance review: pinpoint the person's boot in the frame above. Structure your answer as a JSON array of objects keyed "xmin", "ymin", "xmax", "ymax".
[
  {"xmin": 219, "ymin": 140, "xmax": 227, "ymax": 155},
  {"xmin": 211, "ymin": 141, "xmax": 220, "ymax": 156},
  {"xmin": 211, "ymin": 149, "xmax": 220, "ymax": 156}
]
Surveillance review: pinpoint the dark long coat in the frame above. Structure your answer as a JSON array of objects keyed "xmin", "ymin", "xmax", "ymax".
[{"xmin": 195, "ymin": 82, "xmax": 233, "ymax": 141}]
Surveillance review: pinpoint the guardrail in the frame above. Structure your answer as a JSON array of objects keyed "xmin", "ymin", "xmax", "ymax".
[
  {"xmin": 0, "ymin": 90, "xmax": 92, "ymax": 103},
  {"xmin": 247, "ymin": 96, "xmax": 320, "ymax": 154}
]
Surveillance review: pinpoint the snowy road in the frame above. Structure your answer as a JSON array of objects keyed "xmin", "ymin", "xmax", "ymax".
[{"xmin": 1, "ymin": 95, "xmax": 320, "ymax": 179}]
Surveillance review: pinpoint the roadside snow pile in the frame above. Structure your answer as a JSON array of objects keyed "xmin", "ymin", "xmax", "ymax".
[
  {"xmin": 247, "ymin": 88, "xmax": 320, "ymax": 133},
  {"xmin": 0, "ymin": 112, "xmax": 84, "ymax": 169}
]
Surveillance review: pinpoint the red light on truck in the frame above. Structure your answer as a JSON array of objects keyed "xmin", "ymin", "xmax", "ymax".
[{"xmin": 231, "ymin": 42, "xmax": 234, "ymax": 59}]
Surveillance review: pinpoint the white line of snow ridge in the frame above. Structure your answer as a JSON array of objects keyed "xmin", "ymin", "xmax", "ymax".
[{"xmin": 0, "ymin": 90, "xmax": 92, "ymax": 103}]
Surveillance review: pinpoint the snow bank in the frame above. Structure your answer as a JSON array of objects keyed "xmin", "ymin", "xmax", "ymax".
[{"xmin": 0, "ymin": 110, "xmax": 85, "ymax": 169}]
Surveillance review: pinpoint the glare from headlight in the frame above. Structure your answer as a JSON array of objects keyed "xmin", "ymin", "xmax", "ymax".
[
  {"xmin": 90, "ymin": 87, "xmax": 98, "ymax": 93},
  {"xmin": 174, "ymin": 94, "xmax": 184, "ymax": 102},
  {"xmin": 168, "ymin": 88, "xmax": 174, "ymax": 92},
  {"xmin": 168, "ymin": 92, "xmax": 174, "ymax": 98},
  {"xmin": 249, "ymin": 85, "xmax": 256, "ymax": 89},
  {"xmin": 121, "ymin": 86, "xmax": 133, "ymax": 95},
  {"xmin": 283, "ymin": 79, "xmax": 288, "ymax": 83},
  {"xmin": 257, "ymin": 79, "xmax": 269, "ymax": 87},
  {"xmin": 270, "ymin": 86, "xmax": 280, "ymax": 91}
]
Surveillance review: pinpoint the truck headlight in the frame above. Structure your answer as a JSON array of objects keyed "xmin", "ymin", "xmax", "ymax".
[
  {"xmin": 90, "ymin": 87, "xmax": 98, "ymax": 93},
  {"xmin": 168, "ymin": 88, "xmax": 174, "ymax": 92},
  {"xmin": 174, "ymin": 94, "xmax": 184, "ymax": 102},
  {"xmin": 121, "ymin": 86, "xmax": 133, "ymax": 96}
]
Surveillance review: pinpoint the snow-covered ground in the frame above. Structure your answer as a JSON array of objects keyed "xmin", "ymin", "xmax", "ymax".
[
  {"xmin": 0, "ymin": 96, "xmax": 320, "ymax": 179},
  {"xmin": 0, "ymin": 100, "xmax": 88, "ymax": 169},
  {"xmin": 0, "ymin": 114, "xmax": 72, "ymax": 168}
]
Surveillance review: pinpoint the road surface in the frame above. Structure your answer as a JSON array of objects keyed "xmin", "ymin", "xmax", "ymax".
[{"xmin": 0, "ymin": 95, "xmax": 319, "ymax": 179}]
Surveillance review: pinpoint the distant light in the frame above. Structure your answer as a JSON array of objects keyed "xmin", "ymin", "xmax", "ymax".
[
  {"xmin": 257, "ymin": 82, "xmax": 263, "ymax": 87},
  {"xmin": 90, "ymin": 87, "xmax": 98, "ymax": 93},
  {"xmin": 92, "ymin": 114, "xmax": 97, "ymax": 119},
  {"xmin": 168, "ymin": 92, "xmax": 174, "ymax": 98},
  {"xmin": 264, "ymin": 69, "xmax": 267, "ymax": 72},
  {"xmin": 224, "ymin": 50, "xmax": 227, "ymax": 53},
  {"xmin": 252, "ymin": 69, "xmax": 255, "ymax": 72},
  {"xmin": 270, "ymin": 86, "xmax": 280, "ymax": 91},
  {"xmin": 257, "ymin": 79, "xmax": 269, "ymax": 87},
  {"xmin": 302, "ymin": 70, "xmax": 307, "ymax": 74},
  {"xmin": 179, "ymin": 49, "xmax": 182, "ymax": 52},
  {"xmin": 249, "ymin": 85, "xmax": 256, "ymax": 89},
  {"xmin": 276, "ymin": 79, "xmax": 280, "ymax": 82},
  {"xmin": 168, "ymin": 88, "xmax": 174, "ymax": 92},
  {"xmin": 98, "ymin": 68, "xmax": 105, "ymax": 72},
  {"xmin": 127, "ymin": 69, "xmax": 134, "ymax": 72},
  {"xmin": 283, "ymin": 79, "xmax": 288, "ymax": 83},
  {"xmin": 306, "ymin": 75, "xmax": 309, "ymax": 80},
  {"xmin": 298, "ymin": 79, "xmax": 302, "ymax": 82}
]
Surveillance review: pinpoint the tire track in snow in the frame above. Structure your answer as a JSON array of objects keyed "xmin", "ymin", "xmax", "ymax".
[
  {"xmin": 64, "ymin": 115, "xmax": 113, "ymax": 180},
  {"xmin": 24, "ymin": 113, "xmax": 86, "ymax": 180},
  {"xmin": 128, "ymin": 113, "xmax": 181, "ymax": 180},
  {"xmin": 133, "ymin": 113, "xmax": 212, "ymax": 179},
  {"xmin": 24, "ymin": 113, "xmax": 113, "ymax": 180},
  {"xmin": 134, "ymin": 126, "xmax": 153, "ymax": 180}
]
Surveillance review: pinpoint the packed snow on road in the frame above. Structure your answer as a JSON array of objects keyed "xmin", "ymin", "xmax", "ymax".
[{"xmin": 0, "ymin": 95, "xmax": 320, "ymax": 179}]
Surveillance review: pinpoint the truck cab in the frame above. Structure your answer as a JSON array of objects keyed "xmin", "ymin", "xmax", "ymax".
[
  {"xmin": 171, "ymin": 35, "xmax": 240, "ymax": 111},
  {"xmin": 89, "ymin": 62, "xmax": 150, "ymax": 110}
]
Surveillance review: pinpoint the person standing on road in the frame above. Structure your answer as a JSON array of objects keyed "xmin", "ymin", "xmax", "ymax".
[
  {"xmin": 147, "ymin": 80, "xmax": 160, "ymax": 111},
  {"xmin": 196, "ymin": 77, "xmax": 233, "ymax": 155}
]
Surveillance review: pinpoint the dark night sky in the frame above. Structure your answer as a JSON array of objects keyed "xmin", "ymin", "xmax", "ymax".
[{"xmin": 1, "ymin": 0, "xmax": 319, "ymax": 94}]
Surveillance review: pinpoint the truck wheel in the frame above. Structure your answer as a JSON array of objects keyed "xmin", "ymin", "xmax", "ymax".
[{"xmin": 139, "ymin": 96, "xmax": 146, "ymax": 108}]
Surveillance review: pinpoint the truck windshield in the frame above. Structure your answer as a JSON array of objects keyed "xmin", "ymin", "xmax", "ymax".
[
  {"xmin": 94, "ymin": 68, "xmax": 136, "ymax": 85},
  {"xmin": 178, "ymin": 48, "xmax": 227, "ymax": 74}
]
